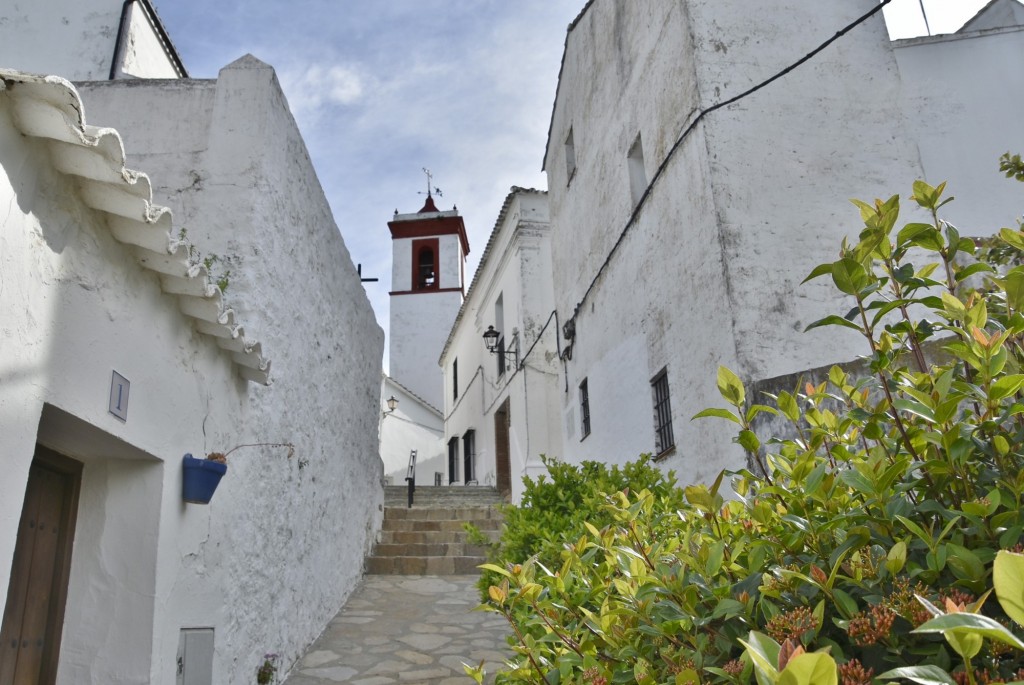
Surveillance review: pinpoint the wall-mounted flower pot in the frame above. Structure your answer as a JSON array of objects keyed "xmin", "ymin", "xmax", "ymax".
[{"xmin": 182, "ymin": 453, "xmax": 227, "ymax": 504}]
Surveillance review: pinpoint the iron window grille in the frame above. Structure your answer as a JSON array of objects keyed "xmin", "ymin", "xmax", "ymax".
[
  {"xmin": 579, "ymin": 378, "xmax": 591, "ymax": 439},
  {"xmin": 651, "ymin": 369, "xmax": 674, "ymax": 455}
]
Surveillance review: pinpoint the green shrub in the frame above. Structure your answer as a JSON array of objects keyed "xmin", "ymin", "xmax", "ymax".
[
  {"xmin": 475, "ymin": 180, "xmax": 1024, "ymax": 685},
  {"xmin": 472, "ymin": 454, "xmax": 685, "ymax": 602}
]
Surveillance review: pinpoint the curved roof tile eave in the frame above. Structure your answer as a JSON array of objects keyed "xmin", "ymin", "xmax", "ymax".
[{"xmin": 0, "ymin": 69, "xmax": 271, "ymax": 385}]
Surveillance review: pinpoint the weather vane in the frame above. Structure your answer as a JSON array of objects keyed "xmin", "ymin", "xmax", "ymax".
[{"xmin": 420, "ymin": 167, "xmax": 442, "ymax": 198}]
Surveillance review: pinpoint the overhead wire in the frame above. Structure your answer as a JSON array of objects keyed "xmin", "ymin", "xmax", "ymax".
[{"xmin": 563, "ymin": 0, "xmax": 895, "ymax": 333}]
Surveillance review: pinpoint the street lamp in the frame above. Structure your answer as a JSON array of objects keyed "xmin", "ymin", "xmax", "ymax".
[
  {"xmin": 482, "ymin": 325, "xmax": 518, "ymax": 368},
  {"xmin": 383, "ymin": 395, "xmax": 398, "ymax": 417}
]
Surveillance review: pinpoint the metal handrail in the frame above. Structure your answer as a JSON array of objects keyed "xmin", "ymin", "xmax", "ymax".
[{"xmin": 405, "ymin": 450, "xmax": 417, "ymax": 508}]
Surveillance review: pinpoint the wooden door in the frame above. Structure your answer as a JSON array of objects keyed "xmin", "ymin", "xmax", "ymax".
[
  {"xmin": 494, "ymin": 400, "xmax": 511, "ymax": 495},
  {"xmin": 0, "ymin": 448, "xmax": 81, "ymax": 685}
]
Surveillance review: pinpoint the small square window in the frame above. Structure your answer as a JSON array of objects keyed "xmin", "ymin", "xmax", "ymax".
[
  {"xmin": 651, "ymin": 368, "xmax": 674, "ymax": 456},
  {"xmin": 579, "ymin": 378, "xmax": 591, "ymax": 440}
]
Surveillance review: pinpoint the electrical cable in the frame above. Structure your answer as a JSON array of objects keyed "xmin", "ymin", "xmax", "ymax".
[{"xmin": 564, "ymin": 0, "xmax": 894, "ymax": 332}]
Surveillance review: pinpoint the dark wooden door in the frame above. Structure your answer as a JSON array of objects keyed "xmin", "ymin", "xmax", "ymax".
[
  {"xmin": 0, "ymin": 448, "xmax": 81, "ymax": 685},
  {"xmin": 494, "ymin": 400, "xmax": 511, "ymax": 495}
]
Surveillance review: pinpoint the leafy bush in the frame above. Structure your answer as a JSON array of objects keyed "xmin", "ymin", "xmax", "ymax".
[
  {"xmin": 472, "ymin": 454, "xmax": 685, "ymax": 602},
  {"xmin": 475, "ymin": 180, "xmax": 1024, "ymax": 685}
]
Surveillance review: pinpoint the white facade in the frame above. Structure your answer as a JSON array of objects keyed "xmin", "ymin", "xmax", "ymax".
[
  {"xmin": 440, "ymin": 189, "xmax": 561, "ymax": 501},
  {"xmin": 0, "ymin": 0, "xmax": 186, "ymax": 80},
  {"xmin": 1, "ymin": 35, "xmax": 382, "ymax": 685},
  {"xmin": 379, "ymin": 375, "xmax": 445, "ymax": 486},
  {"xmin": 893, "ymin": 2, "xmax": 1024, "ymax": 233},
  {"xmin": 531, "ymin": 0, "xmax": 1024, "ymax": 485}
]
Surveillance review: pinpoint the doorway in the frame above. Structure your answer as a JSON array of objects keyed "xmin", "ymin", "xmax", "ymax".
[
  {"xmin": 0, "ymin": 447, "xmax": 81, "ymax": 685},
  {"xmin": 494, "ymin": 400, "xmax": 511, "ymax": 495}
]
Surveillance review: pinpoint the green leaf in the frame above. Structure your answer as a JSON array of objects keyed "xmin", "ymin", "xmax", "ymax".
[
  {"xmin": 945, "ymin": 543, "xmax": 985, "ymax": 583},
  {"xmin": 831, "ymin": 258, "xmax": 869, "ymax": 296},
  {"xmin": 989, "ymin": 374, "xmax": 1024, "ymax": 401},
  {"xmin": 717, "ymin": 366, "xmax": 745, "ymax": 407},
  {"xmin": 692, "ymin": 408, "xmax": 741, "ymax": 425},
  {"xmin": 892, "ymin": 398, "xmax": 937, "ymax": 424},
  {"xmin": 912, "ymin": 612, "xmax": 1024, "ymax": 651},
  {"xmin": 737, "ymin": 430, "xmax": 761, "ymax": 453},
  {"xmin": 739, "ymin": 632, "xmax": 780, "ymax": 685},
  {"xmin": 478, "ymin": 563, "xmax": 513, "ymax": 578},
  {"xmin": 802, "ymin": 262, "xmax": 834, "ymax": 284},
  {"xmin": 777, "ymin": 391, "xmax": 800, "ymax": 422},
  {"xmin": 886, "ymin": 540, "xmax": 907, "ymax": 575},
  {"xmin": 804, "ymin": 315, "xmax": 863, "ymax": 333},
  {"xmin": 995, "ymin": 550, "xmax": 1024, "ymax": 628},
  {"xmin": 778, "ymin": 653, "xmax": 837, "ymax": 685},
  {"xmin": 877, "ymin": 665, "xmax": 957, "ymax": 685}
]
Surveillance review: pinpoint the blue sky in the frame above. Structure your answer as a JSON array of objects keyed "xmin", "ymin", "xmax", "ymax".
[{"xmin": 153, "ymin": 0, "xmax": 988, "ymax": 370}]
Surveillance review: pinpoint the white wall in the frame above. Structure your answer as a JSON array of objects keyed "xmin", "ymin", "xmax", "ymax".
[
  {"xmin": 0, "ymin": 0, "xmax": 181, "ymax": 80},
  {"xmin": 541, "ymin": 0, "xmax": 973, "ymax": 484},
  {"xmin": 116, "ymin": 2, "xmax": 182, "ymax": 78},
  {"xmin": 390, "ymin": 290, "xmax": 463, "ymax": 410},
  {"xmin": 0, "ymin": 58, "xmax": 385, "ymax": 684},
  {"xmin": 379, "ymin": 377, "xmax": 445, "ymax": 486},
  {"xmin": 893, "ymin": 24, "xmax": 1024, "ymax": 233}
]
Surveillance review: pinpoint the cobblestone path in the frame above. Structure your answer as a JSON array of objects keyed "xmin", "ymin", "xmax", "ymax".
[{"xmin": 282, "ymin": 575, "xmax": 511, "ymax": 685}]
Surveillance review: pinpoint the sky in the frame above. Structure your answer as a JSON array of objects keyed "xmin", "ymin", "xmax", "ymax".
[{"xmin": 153, "ymin": 0, "xmax": 991, "ymax": 371}]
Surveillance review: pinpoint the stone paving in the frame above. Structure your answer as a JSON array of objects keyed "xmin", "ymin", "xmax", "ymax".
[{"xmin": 282, "ymin": 575, "xmax": 512, "ymax": 685}]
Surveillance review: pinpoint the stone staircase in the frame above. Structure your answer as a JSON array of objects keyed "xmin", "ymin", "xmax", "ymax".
[{"xmin": 367, "ymin": 486, "xmax": 506, "ymax": 575}]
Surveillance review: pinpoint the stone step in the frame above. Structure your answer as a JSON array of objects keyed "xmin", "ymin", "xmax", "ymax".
[
  {"xmin": 380, "ymin": 517, "xmax": 502, "ymax": 533},
  {"xmin": 383, "ymin": 485, "xmax": 506, "ymax": 508},
  {"xmin": 378, "ymin": 529, "xmax": 499, "ymax": 545},
  {"xmin": 365, "ymin": 555, "xmax": 487, "ymax": 575},
  {"xmin": 383, "ymin": 506, "xmax": 502, "ymax": 521},
  {"xmin": 371, "ymin": 542, "xmax": 491, "ymax": 558}
]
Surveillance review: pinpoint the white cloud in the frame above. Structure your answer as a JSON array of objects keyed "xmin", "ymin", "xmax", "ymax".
[{"xmin": 279, "ymin": 63, "xmax": 367, "ymax": 117}]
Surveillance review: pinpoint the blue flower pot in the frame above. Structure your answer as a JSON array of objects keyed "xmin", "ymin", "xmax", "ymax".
[{"xmin": 182, "ymin": 453, "xmax": 227, "ymax": 504}]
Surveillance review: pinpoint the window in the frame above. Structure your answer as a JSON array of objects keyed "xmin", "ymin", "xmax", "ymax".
[
  {"xmin": 497, "ymin": 335, "xmax": 506, "ymax": 377},
  {"xmin": 452, "ymin": 358, "xmax": 458, "ymax": 401},
  {"xmin": 412, "ymin": 238, "xmax": 439, "ymax": 291},
  {"xmin": 564, "ymin": 127, "xmax": 576, "ymax": 184},
  {"xmin": 447, "ymin": 437, "xmax": 459, "ymax": 484},
  {"xmin": 494, "ymin": 294, "xmax": 505, "ymax": 377},
  {"xmin": 627, "ymin": 133, "xmax": 647, "ymax": 207},
  {"xmin": 651, "ymin": 368, "xmax": 674, "ymax": 455},
  {"xmin": 579, "ymin": 378, "xmax": 591, "ymax": 439},
  {"xmin": 463, "ymin": 430, "xmax": 476, "ymax": 483}
]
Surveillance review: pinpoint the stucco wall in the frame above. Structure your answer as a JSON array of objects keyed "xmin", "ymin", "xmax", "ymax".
[
  {"xmin": 117, "ymin": 2, "xmax": 181, "ymax": 78},
  {"xmin": 687, "ymin": 0, "xmax": 925, "ymax": 383},
  {"xmin": 541, "ymin": 0, "xmax": 1010, "ymax": 483},
  {"xmin": 0, "ymin": 92, "xmax": 238, "ymax": 683},
  {"xmin": 379, "ymin": 377, "xmax": 445, "ymax": 486},
  {"xmin": 390, "ymin": 289, "xmax": 463, "ymax": 411},
  {"xmin": 0, "ymin": 0, "xmax": 179, "ymax": 80},
  {"xmin": 893, "ymin": 25, "xmax": 1024, "ymax": 234},
  {"xmin": 1, "ymin": 56, "xmax": 387, "ymax": 684}
]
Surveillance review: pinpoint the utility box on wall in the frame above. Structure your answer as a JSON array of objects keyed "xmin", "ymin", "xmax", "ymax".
[{"xmin": 177, "ymin": 628, "xmax": 214, "ymax": 685}]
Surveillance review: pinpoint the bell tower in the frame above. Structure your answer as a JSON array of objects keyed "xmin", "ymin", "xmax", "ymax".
[{"xmin": 388, "ymin": 181, "xmax": 469, "ymax": 410}]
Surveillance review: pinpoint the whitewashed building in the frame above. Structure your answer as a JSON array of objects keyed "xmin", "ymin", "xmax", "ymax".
[
  {"xmin": 539, "ymin": 0, "xmax": 1024, "ymax": 482},
  {"xmin": 0, "ymin": 2, "xmax": 384, "ymax": 683},
  {"xmin": 440, "ymin": 0, "xmax": 1024, "ymax": 497},
  {"xmin": 439, "ymin": 188, "xmax": 561, "ymax": 500}
]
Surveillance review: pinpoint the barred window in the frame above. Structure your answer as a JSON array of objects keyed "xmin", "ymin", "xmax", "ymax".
[
  {"xmin": 651, "ymin": 369, "xmax": 674, "ymax": 455},
  {"xmin": 579, "ymin": 378, "xmax": 591, "ymax": 439}
]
